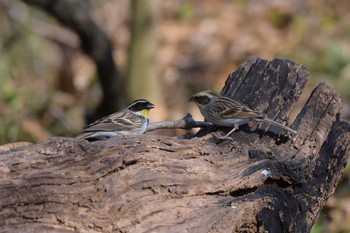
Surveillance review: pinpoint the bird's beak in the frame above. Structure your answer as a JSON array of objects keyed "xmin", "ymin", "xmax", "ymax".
[
  {"xmin": 148, "ymin": 103, "xmax": 155, "ymax": 109},
  {"xmin": 188, "ymin": 96, "xmax": 194, "ymax": 102}
]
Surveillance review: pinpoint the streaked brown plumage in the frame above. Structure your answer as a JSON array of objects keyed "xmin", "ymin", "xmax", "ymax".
[
  {"xmin": 76, "ymin": 99, "xmax": 154, "ymax": 141},
  {"xmin": 189, "ymin": 90, "xmax": 297, "ymax": 139}
]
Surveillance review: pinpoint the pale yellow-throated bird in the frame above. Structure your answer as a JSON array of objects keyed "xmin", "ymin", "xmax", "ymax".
[
  {"xmin": 76, "ymin": 99, "xmax": 154, "ymax": 141},
  {"xmin": 189, "ymin": 90, "xmax": 297, "ymax": 140}
]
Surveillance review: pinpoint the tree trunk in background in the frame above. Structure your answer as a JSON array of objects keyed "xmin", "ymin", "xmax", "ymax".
[
  {"xmin": 127, "ymin": 0, "xmax": 163, "ymax": 118},
  {"xmin": 0, "ymin": 58, "xmax": 349, "ymax": 233},
  {"xmin": 21, "ymin": 0, "xmax": 125, "ymax": 122}
]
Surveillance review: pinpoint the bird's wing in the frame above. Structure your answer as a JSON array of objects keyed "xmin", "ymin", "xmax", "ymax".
[
  {"xmin": 216, "ymin": 96, "xmax": 264, "ymax": 119},
  {"xmin": 83, "ymin": 110, "xmax": 144, "ymax": 132}
]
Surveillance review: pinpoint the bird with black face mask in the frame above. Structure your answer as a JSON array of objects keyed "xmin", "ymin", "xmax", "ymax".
[{"xmin": 76, "ymin": 99, "xmax": 155, "ymax": 141}]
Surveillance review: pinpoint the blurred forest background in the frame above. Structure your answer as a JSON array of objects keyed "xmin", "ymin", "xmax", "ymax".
[{"xmin": 0, "ymin": 0, "xmax": 350, "ymax": 232}]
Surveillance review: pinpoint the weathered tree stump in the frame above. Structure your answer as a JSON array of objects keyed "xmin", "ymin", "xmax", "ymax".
[{"xmin": 0, "ymin": 58, "xmax": 349, "ymax": 233}]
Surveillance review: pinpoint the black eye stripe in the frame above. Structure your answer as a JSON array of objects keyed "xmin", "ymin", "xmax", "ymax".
[
  {"xmin": 128, "ymin": 100, "xmax": 154, "ymax": 111},
  {"xmin": 195, "ymin": 96, "xmax": 210, "ymax": 104}
]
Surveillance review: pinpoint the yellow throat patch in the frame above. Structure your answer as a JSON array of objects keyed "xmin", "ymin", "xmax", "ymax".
[{"xmin": 139, "ymin": 109, "xmax": 149, "ymax": 117}]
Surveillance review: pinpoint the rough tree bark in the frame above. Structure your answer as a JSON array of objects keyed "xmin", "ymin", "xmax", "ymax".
[{"xmin": 0, "ymin": 58, "xmax": 349, "ymax": 233}]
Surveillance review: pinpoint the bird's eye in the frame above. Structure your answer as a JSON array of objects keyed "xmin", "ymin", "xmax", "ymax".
[{"xmin": 196, "ymin": 96, "xmax": 210, "ymax": 105}]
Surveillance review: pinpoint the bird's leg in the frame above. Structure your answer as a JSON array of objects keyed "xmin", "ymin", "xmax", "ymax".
[{"xmin": 212, "ymin": 125, "xmax": 238, "ymax": 141}]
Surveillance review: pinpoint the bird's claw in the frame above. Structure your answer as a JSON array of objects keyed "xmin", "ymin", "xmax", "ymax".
[{"xmin": 211, "ymin": 132, "xmax": 234, "ymax": 141}]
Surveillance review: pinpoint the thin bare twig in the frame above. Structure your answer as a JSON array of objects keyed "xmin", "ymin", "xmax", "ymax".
[{"xmin": 146, "ymin": 114, "xmax": 212, "ymax": 132}]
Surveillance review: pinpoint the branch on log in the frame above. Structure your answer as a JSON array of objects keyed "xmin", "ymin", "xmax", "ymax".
[
  {"xmin": 146, "ymin": 114, "xmax": 212, "ymax": 132},
  {"xmin": 0, "ymin": 58, "xmax": 349, "ymax": 233}
]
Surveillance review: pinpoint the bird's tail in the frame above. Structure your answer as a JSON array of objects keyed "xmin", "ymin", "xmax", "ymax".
[
  {"xmin": 75, "ymin": 131, "xmax": 121, "ymax": 141},
  {"xmin": 256, "ymin": 117, "xmax": 297, "ymax": 134},
  {"xmin": 75, "ymin": 132, "xmax": 94, "ymax": 140}
]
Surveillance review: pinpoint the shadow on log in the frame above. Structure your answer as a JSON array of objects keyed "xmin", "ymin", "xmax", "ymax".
[{"xmin": 0, "ymin": 58, "xmax": 349, "ymax": 233}]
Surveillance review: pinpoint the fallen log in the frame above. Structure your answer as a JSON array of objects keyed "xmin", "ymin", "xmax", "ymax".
[{"xmin": 0, "ymin": 58, "xmax": 349, "ymax": 233}]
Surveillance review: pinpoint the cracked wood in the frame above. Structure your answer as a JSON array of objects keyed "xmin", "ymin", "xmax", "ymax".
[{"xmin": 0, "ymin": 58, "xmax": 349, "ymax": 233}]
